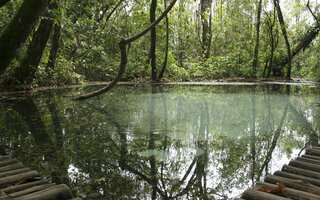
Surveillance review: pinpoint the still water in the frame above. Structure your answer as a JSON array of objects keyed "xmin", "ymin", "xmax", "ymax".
[{"xmin": 0, "ymin": 84, "xmax": 320, "ymax": 199}]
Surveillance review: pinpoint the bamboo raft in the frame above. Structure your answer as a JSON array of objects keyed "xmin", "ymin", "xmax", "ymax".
[
  {"xmin": 0, "ymin": 155, "xmax": 72, "ymax": 200},
  {"xmin": 239, "ymin": 144, "xmax": 320, "ymax": 200}
]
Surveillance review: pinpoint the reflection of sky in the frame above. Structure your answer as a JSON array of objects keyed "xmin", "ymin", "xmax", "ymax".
[
  {"xmin": 2, "ymin": 85, "xmax": 319, "ymax": 199},
  {"xmin": 126, "ymin": 88, "xmax": 316, "ymax": 199}
]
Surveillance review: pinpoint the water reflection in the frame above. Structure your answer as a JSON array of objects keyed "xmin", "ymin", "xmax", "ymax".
[{"xmin": 0, "ymin": 84, "xmax": 320, "ymax": 199}]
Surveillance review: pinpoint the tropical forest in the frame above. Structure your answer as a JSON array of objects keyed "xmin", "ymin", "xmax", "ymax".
[{"xmin": 0, "ymin": 0, "xmax": 320, "ymax": 199}]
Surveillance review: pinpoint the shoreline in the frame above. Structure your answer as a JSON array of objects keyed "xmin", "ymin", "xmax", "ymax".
[{"xmin": 0, "ymin": 78, "xmax": 319, "ymax": 96}]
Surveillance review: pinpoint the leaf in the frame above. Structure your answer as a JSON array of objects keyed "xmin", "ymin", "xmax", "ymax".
[
  {"xmin": 255, "ymin": 185, "xmax": 279, "ymax": 193},
  {"xmin": 78, "ymin": 193, "xmax": 87, "ymax": 198},
  {"xmin": 277, "ymin": 181, "xmax": 289, "ymax": 197},
  {"xmin": 255, "ymin": 181, "xmax": 289, "ymax": 198}
]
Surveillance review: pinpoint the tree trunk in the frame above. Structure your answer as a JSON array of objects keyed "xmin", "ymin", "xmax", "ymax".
[
  {"xmin": 200, "ymin": 0, "xmax": 212, "ymax": 59},
  {"xmin": 47, "ymin": 23, "xmax": 62, "ymax": 71},
  {"xmin": 72, "ymin": 0, "xmax": 178, "ymax": 100},
  {"xmin": 276, "ymin": 24, "xmax": 320, "ymax": 69},
  {"xmin": 0, "ymin": 0, "xmax": 10, "ymax": 8},
  {"xmin": 158, "ymin": 0, "xmax": 169, "ymax": 81},
  {"xmin": 274, "ymin": 0, "xmax": 292, "ymax": 79},
  {"xmin": 13, "ymin": 17, "xmax": 54, "ymax": 84},
  {"xmin": 252, "ymin": 0, "xmax": 263, "ymax": 77},
  {"xmin": 177, "ymin": 0, "xmax": 185, "ymax": 67},
  {"xmin": 0, "ymin": 0, "xmax": 49, "ymax": 75},
  {"xmin": 150, "ymin": 0, "xmax": 157, "ymax": 81},
  {"xmin": 265, "ymin": 9, "xmax": 277, "ymax": 77}
]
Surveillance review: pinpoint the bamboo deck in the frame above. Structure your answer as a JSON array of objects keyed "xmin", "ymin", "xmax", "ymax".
[
  {"xmin": 0, "ymin": 155, "xmax": 72, "ymax": 200},
  {"xmin": 239, "ymin": 144, "xmax": 320, "ymax": 200}
]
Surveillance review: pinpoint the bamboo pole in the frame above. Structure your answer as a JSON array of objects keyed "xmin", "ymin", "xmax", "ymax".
[
  {"xmin": 274, "ymin": 170, "xmax": 320, "ymax": 187},
  {"xmin": 282, "ymin": 164, "xmax": 320, "ymax": 180},
  {"xmin": 13, "ymin": 184, "xmax": 72, "ymax": 200},
  {"xmin": 264, "ymin": 174, "xmax": 320, "ymax": 195},
  {"xmin": 256, "ymin": 181, "xmax": 320, "ymax": 200},
  {"xmin": 289, "ymin": 160, "xmax": 320, "ymax": 173},
  {"xmin": 241, "ymin": 188, "xmax": 289, "ymax": 200}
]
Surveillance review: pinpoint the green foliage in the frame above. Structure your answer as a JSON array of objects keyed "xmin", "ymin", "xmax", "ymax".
[
  {"xmin": 34, "ymin": 55, "xmax": 84, "ymax": 86},
  {"xmin": 1, "ymin": 0, "xmax": 320, "ymax": 86}
]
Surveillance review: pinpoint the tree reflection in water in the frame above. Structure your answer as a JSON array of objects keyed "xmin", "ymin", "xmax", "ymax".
[{"xmin": 0, "ymin": 84, "xmax": 319, "ymax": 199}]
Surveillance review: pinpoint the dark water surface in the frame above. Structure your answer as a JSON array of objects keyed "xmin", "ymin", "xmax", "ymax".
[{"xmin": 1, "ymin": 84, "xmax": 320, "ymax": 199}]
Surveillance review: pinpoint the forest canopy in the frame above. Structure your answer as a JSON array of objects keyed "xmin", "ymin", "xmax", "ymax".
[{"xmin": 0, "ymin": 0, "xmax": 319, "ymax": 88}]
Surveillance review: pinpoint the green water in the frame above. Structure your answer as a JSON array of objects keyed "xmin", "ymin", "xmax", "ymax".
[{"xmin": 0, "ymin": 84, "xmax": 320, "ymax": 199}]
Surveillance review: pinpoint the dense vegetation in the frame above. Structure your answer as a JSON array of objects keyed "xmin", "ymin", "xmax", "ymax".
[{"xmin": 0, "ymin": 0, "xmax": 319, "ymax": 88}]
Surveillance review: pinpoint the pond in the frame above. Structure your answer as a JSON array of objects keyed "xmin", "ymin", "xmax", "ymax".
[{"xmin": 0, "ymin": 83, "xmax": 320, "ymax": 199}]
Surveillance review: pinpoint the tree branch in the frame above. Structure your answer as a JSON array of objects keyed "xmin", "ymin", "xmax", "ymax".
[
  {"xmin": 72, "ymin": 0, "xmax": 178, "ymax": 100},
  {"xmin": 307, "ymin": 0, "xmax": 320, "ymax": 26},
  {"xmin": 105, "ymin": 0, "xmax": 125, "ymax": 23}
]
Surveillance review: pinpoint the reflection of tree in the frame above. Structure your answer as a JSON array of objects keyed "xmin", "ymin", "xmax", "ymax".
[
  {"xmin": 159, "ymin": 86, "xmax": 169, "ymax": 194},
  {"xmin": 2, "ymin": 85, "xmax": 319, "ymax": 199},
  {"xmin": 8, "ymin": 96, "xmax": 69, "ymax": 186},
  {"xmin": 195, "ymin": 102, "xmax": 210, "ymax": 199},
  {"xmin": 216, "ymin": 85, "xmax": 293, "ymax": 195},
  {"xmin": 11, "ymin": 97, "xmax": 53, "ymax": 146},
  {"xmin": 250, "ymin": 86, "xmax": 256, "ymax": 185},
  {"xmin": 289, "ymin": 103, "xmax": 318, "ymax": 146},
  {"xmin": 256, "ymin": 86, "xmax": 290, "ymax": 181},
  {"xmin": 47, "ymin": 98, "xmax": 69, "ymax": 184},
  {"xmin": 82, "ymin": 86, "xmax": 213, "ymax": 199},
  {"xmin": 149, "ymin": 86, "xmax": 158, "ymax": 199}
]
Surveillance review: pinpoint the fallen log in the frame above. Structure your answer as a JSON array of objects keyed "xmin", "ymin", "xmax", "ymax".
[
  {"xmin": 282, "ymin": 164, "xmax": 320, "ymax": 180},
  {"xmin": 13, "ymin": 184, "xmax": 72, "ymax": 200},
  {"xmin": 264, "ymin": 174, "xmax": 320, "ymax": 195},
  {"xmin": 2, "ymin": 180, "xmax": 48, "ymax": 194},
  {"xmin": 301, "ymin": 154, "xmax": 320, "ymax": 161},
  {"xmin": 256, "ymin": 181, "xmax": 320, "ymax": 200},
  {"xmin": 306, "ymin": 149, "xmax": 320, "ymax": 157},
  {"xmin": 0, "ymin": 156, "xmax": 11, "ymax": 161},
  {"xmin": 0, "ymin": 159, "xmax": 19, "ymax": 168},
  {"xmin": 274, "ymin": 170, "xmax": 320, "ymax": 187},
  {"xmin": 289, "ymin": 160, "xmax": 320, "ymax": 173},
  {"xmin": 0, "ymin": 170, "xmax": 40, "ymax": 188},
  {"xmin": 0, "ymin": 168, "xmax": 31, "ymax": 178},
  {"xmin": 276, "ymin": 25, "xmax": 320, "ymax": 69},
  {"xmin": 312, "ymin": 146, "xmax": 320, "ymax": 151},
  {"xmin": 296, "ymin": 157, "xmax": 320, "ymax": 165},
  {"xmin": 241, "ymin": 188, "xmax": 289, "ymax": 200},
  {"xmin": 5, "ymin": 183, "xmax": 56, "ymax": 198},
  {"xmin": 0, "ymin": 163, "xmax": 24, "ymax": 173}
]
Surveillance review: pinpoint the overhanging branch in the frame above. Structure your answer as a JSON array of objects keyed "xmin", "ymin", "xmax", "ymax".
[{"xmin": 72, "ymin": 0, "xmax": 177, "ymax": 100}]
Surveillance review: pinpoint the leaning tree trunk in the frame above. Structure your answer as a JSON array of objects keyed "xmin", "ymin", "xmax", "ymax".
[
  {"xmin": 72, "ymin": 0, "xmax": 178, "ymax": 100},
  {"xmin": 47, "ymin": 23, "xmax": 62, "ymax": 71},
  {"xmin": 274, "ymin": 0, "xmax": 292, "ymax": 79},
  {"xmin": 0, "ymin": 0, "xmax": 49, "ymax": 75},
  {"xmin": 252, "ymin": 0, "xmax": 263, "ymax": 77},
  {"xmin": 150, "ymin": 0, "xmax": 157, "ymax": 81},
  {"xmin": 13, "ymin": 17, "xmax": 54, "ymax": 84},
  {"xmin": 276, "ymin": 24, "xmax": 320, "ymax": 69}
]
